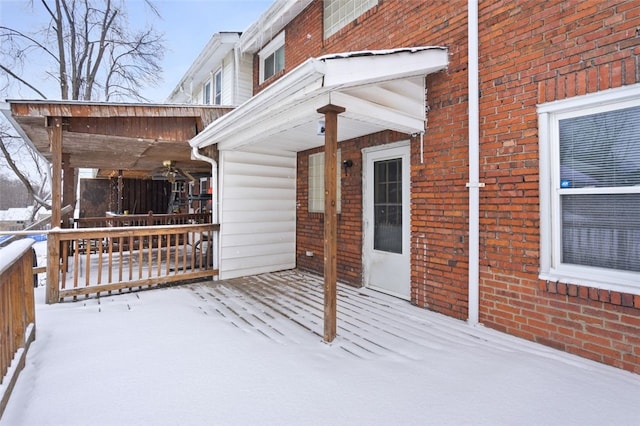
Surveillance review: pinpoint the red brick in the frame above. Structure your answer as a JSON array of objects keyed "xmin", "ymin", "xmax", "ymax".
[{"xmin": 286, "ymin": 0, "xmax": 640, "ymax": 374}]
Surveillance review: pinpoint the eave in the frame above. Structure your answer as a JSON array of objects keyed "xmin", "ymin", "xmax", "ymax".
[
  {"xmin": 3, "ymin": 100, "xmax": 233, "ymax": 177},
  {"xmin": 190, "ymin": 47, "xmax": 449, "ymax": 154}
]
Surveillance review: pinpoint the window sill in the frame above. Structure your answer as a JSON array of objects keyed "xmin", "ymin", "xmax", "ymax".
[{"xmin": 539, "ymin": 267, "xmax": 640, "ymax": 297}]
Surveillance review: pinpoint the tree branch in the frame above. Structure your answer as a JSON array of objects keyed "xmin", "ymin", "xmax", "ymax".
[
  {"xmin": 0, "ymin": 135, "xmax": 51, "ymax": 210},
  {"xmin": 0, "ymin": 64, "xmax": 48, "ymax": 99},
  {"xmin": 0, "ymin": 26, "xmax": 60, "ymax": 62}
]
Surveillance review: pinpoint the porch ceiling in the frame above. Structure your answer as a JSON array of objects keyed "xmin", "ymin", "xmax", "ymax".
[
  {"xmin": 190, "ymin": 47, "xmax": 449, "ymax": 154},
  {"xmin": 3, "ymin": 101, "xmax": 233, "ymax": 178}
]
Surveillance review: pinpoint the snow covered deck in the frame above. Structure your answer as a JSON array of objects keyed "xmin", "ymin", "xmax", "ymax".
[
  {"xmin": 3, "ymin": 269, "xmax": 640, "ymax": 425},
  {"xmin": 190, "ymin": 270, "xmax": 494, "ymax": 358}
]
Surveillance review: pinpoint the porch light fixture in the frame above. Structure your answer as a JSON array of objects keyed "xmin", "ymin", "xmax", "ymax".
[{"xmin": 342, "ymin": 159, "xmax": 353, "ymax": 174}]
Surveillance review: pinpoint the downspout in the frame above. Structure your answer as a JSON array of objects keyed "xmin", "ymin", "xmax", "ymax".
[
  {"xmin": 466, "ymin": 0, "xmax": 481, "ymax": 325},
  {"xmin": 192, "ymin": 146, "xmax": 219, "ymax": 275},
  {"xmin": 234, "ymin": 47, "xmax": 240, "ymax": 105}
]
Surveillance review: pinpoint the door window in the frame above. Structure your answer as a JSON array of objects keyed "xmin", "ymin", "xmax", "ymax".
[{"xmin": 374, "ymin": 158, "xmax": 402, "ymax": 253}]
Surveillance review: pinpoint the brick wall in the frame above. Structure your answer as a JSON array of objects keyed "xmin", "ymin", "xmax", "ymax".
[
  {"xmin": 261, "ymin": 0, "xmax": 640, "ymax": 373},
  {"xmin": 296, "ymin": 131, "xmax": 407, "ymax": 284},
  {"xmin": 478, "ymin": 0, "xmax": 640, "ymax": 373},
  {"xmin": 284, "ymin": 0, "xmax": 471, "ymax": 321}
]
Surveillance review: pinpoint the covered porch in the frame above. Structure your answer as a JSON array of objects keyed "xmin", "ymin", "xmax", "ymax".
[
  {"xmin": 3, "ymin": 101, "xmax": 231, "ymax": 303},
  {"xmin": 189, "ymin": 47, "xmax": 450, "ymax": 341}
]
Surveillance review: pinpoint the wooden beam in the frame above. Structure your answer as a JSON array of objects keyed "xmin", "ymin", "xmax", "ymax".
[
  {"xmin": 317, "ymin": 103, "xmax": 345, "ymax": 343},
  {"xmin": 48, "ymin": 117, "xmax": 63, "ymax": 229},
  {"xmin": 47, "ymin": 117, "xmax": 63, "ymax": 304},
  {"xmin": 117, "ymin": 170, "xmax": 123, "ymax": 214},
  {"xmin": 62, "ymin": 153, "xmax": 75, "ymax": 228}
]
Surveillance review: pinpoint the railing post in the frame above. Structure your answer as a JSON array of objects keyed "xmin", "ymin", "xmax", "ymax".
[
  {"xmin": 317, "ymin": 103, "xmax": 345, "ymax": 343},
  {"xmin": 46, "ymin": 229, "xmax": 61, "ymax": 304},
  {"xmin": 22, "ymin": 250, "xmax": 35, "ymax": 335}
]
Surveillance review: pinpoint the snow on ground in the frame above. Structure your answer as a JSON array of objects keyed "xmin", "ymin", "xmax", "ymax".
[{"xmin": 2, "ymin": 242, "xmax": 640, "ymax": 426}]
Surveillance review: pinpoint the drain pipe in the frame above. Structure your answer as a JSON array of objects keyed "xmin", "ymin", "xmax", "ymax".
[
  {"xmin": 466, "ymin": 0, "xmax": 481, "ymax": 325},
  {"xmin": 192, "ymin": 146, "xmax": 219, "ymax": 275}
]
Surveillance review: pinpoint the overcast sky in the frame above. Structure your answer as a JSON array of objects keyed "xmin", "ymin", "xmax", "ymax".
[{"xmin": 0, "ymin": 0, "xmax": 272, "ymax": 102}]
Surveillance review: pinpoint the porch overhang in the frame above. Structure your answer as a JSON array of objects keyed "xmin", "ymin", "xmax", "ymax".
[
  {"xmin": 2, "ymin": 100, "xmax": 232, "ymax": 178},
  {"xmin": 190, "ymin": 47, "xmax": 448, "ymax": 153}
]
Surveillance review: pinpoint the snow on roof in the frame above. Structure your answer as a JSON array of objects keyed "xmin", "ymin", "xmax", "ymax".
[
  {"xmin": 317, "ymin": 46, "xmax": 447, "ymax": 61},
  {"xmin": 0, "ymin": 206, "xmax": 33, "ymax": 221}
]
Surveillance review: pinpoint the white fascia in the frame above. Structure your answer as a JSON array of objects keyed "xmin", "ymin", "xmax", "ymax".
[
  {"xmin": 321, "ymin": 47, "xmax": 448, "ymax": 89},
  {"xmin": 189, "ymin": 58, "xmax": 327, "ymax": 149},
  {"xmin": 189, "ymin": 47, "xmax": 448, "ymax": 151}
]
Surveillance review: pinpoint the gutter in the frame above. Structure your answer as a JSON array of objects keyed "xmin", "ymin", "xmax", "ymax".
[{"xmin": 467, "ymin": 0, "xmax": 481, "ymax": 325}]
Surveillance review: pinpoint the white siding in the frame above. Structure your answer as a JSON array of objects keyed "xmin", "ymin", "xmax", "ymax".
[
  {"xmin": 221, "ymin": 54, "xmax": 235, "ymax": 105},
  {"xmin": 236, "ymin": 52, "xmax": 254, "ymax": 103},
  {"xmin": 218, "ymin": 150, "xmax": 296, "ymax": 279}
]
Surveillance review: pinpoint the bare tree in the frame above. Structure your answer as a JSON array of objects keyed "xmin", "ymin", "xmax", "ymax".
[
  {"xmin": 1, "ymin": 0, "xmax": 165, "ymax": 101},
  {"xmin": 0, "ymin": 0, "xmax": 165, "ymax": 217},
  {"xmin": 0, "ymin": 121, "xmax": 51, "ymax": 215}
]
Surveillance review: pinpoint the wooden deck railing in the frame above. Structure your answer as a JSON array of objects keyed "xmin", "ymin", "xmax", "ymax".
[
  {"xmin": 47, "ymin": 223, "xmax": 219, "ymax": 304},
  {"xmin": 75, "ymin": 212, "xmax": 211, "ymax": 228},
  {"xmin": 0, "ymin": 240, "xmax": 37, "ymax": 419}
]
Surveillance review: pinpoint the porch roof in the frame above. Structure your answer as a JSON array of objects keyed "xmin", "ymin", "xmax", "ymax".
[
  {"xmin": 190, "ymin": 47, "xmax": 448, "ymax": 153},
  {"xmin": 2, "ymin": 100, "xmax": 232, "ymax": 178}
]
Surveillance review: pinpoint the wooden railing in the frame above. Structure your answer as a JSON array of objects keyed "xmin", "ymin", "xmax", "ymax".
[
  {"xmin": 0, "ymin": 240, "xmax": 36, "ymax": 419},
  {"xmin": 75, "ymin": 212, "xmax": 211, "ymax": 228},
  {"xmin": 47, "ymin": 223, "xmax": 219, "ymax": 304}
]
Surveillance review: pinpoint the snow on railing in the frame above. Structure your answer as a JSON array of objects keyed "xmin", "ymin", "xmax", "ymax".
[
  {"xmin": 0, "ymin": 239, "xmax": 37, "ymax": 420},
  {"xmin": 46, "ymin": 222, "xmax": 219, "ymax": 304}
]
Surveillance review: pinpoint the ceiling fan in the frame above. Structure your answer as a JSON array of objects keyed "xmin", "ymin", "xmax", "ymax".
[{"xmin": 152, "ymin": 160, "xmax": 196, "ymax": 183}]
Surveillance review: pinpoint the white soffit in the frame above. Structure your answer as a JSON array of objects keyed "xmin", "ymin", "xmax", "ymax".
[{"xmin": 190, "ymin": 47, "xmax": 448, "ymax": 153}]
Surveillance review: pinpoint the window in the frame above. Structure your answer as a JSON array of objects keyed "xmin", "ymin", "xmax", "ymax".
[
  {"xmin": 538, "ymin": 84, "xmax": 640, "ymax": 294},
  {"xmin": 374, "ymin": 158, "xmax": 402, "ymax": 253},
  {"xmin": 263, "ymin": 46, "xmax": 284, "ymax": 81},
  {"xmin": 259, "ymin": 31, "xmax": 285, "ymax": 83},
  {"xmin": 203, "ymin": 81, "xmax": 211, "ymax": 105},
  {"xmin": 214, "ymin": 68, "xmax": 222, "ymax": 105},
  {"xmin": 324, "ymin": 0, "xmax": 378, "ymax": 38},
  {"xmin": 308, "ymin": 150, "xmax": 341, "ymax": 213}
]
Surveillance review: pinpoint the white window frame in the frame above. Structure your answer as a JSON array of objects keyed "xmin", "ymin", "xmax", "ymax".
[
  {"xmin": 258, "ymin": 31, "xmax": 285, "ymax": 84},
  {"xmin": 309, "ymin": 150, "xmax": 341, "ymax": 214},
  {"xmin": 538, "ymin": 83, "xmax": 640, "ymax": 295},
  {"xmin": 324, "ymin": 0, "xmax": 378, "ymax": 39},
  {"xmin": 213, "ymin": 68, "xmax": 222, "ymax": 105},
  {"xmin": 203, "ymin": 81, "xmax": 211, "ymax": 105}
]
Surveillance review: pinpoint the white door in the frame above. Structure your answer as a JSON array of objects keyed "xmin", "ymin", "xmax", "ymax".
[{"xmin": 362, "ymin": 142, "xmax": 411, "ymax": 300}]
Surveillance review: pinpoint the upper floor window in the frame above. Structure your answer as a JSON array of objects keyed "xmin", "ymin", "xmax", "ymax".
[
  {"xmin": 203, "ymin": 81, "xmax": 211, "ymax": 104},
  {"xmin": 214, "ymin": 68, "xmax": 222, "ymax": 105},
  {"xmin": 538, "ymin": 84, "xmax": 640, "ymax": 294},
  {"xmin": 324, "ymin": 0, "xmax": 378, "ymax": 38},
  {"xmin": 259, "ymin": 31, "xmax": 285, "ymax": 84},
  {"xmin": 309, "ymin": 150, "xmax": 342, "ymax": 213}
]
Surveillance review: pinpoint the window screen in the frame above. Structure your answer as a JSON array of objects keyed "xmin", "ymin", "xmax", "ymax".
[
  {"xmin": 203, "ymin": 82, "xmax": 211, "ymax": 105},
  {"xmin": 559, "ymin": 105, "xmax": 640, "ymax": 272},
  {"xmin": 214, "ymin": 69, "xmax": 222, "ymax": 105},
  {"xmin": 263, "ymin": 45, "xmax": 284, "ymax": 81},
  {"xmin": 308, "ymin": 150, "xmax": 341, "ymax": 213}
]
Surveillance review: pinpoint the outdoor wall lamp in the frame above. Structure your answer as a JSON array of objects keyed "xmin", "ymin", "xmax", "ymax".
[{"xmin": 343, "ymin": 159, "xmax": 353, "ymax": 174}]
